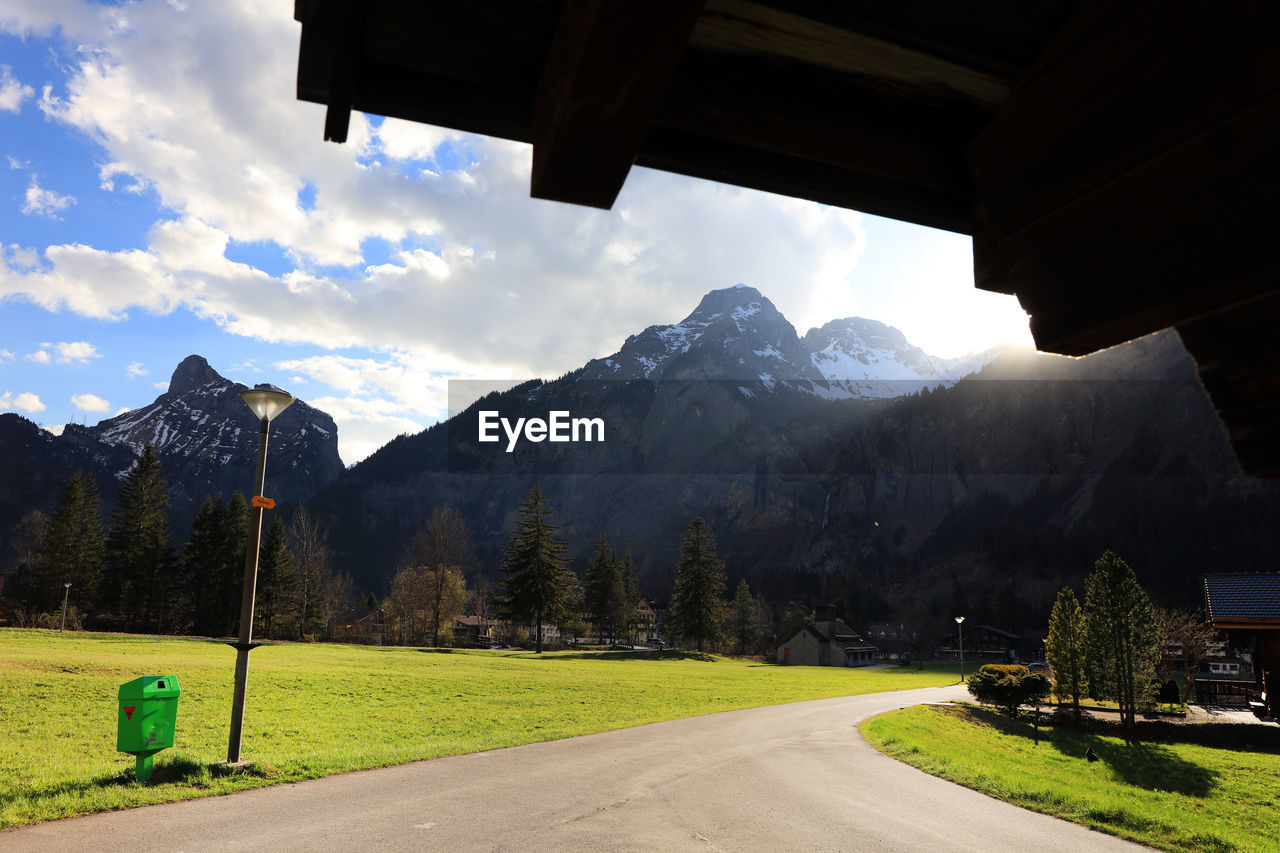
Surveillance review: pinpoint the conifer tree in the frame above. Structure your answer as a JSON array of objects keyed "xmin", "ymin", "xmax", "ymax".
[
  {"xmin": 183, "ymin": 495, "xmax": 227, "ymax": 635},
  {"xmin": 255, "ymin": 515, "xmax": 295, "ymax": 639},
  {"xmin": 29, "ymin": 470, "xmax": 104, "ymax": 613},
  {"xmin": 729, "ymin": 578, "xmax": 761, "ymax": 655},
  {"xmin": 497, "ymin": 484, "xmax": 573, "ymax": 653},
  {"xmin": 582, "ymin": 533, "xmax": 624, "ymax": 642},
  {"xmin": 105, "ymin": 445, "xmax": 174, "ymax": 631},
  {"xmin": 1046, "ymin": 586, "xmax": 1087, "ymax": 722},
  {"xmin": 618, "ymin": 549, "xmax": 640, "ymax": 642},
  {"xmin": 217, "ymin": 493, "xmax": 249, "ymax": 636},
  {"xmin": 1083, "ymin": 550, "xmax": 1161, "ymax": 729},
  {"xmin": 667, "ymin": 517, "xmax": 727, "ymax": 652}
]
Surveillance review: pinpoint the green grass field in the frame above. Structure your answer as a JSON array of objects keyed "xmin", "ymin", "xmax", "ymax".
[
  {"xmin": 862, "ymin": 703, "xmax": 1280, "ymax": 853},
  {"xmin": 0, "ymin": 629, "xmax": 959, "ymax": 828}
]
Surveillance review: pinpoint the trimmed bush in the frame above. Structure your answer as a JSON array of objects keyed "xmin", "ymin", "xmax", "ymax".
[{"xmin": 968, "ymin": 667, "xmax": 1051, "ymax": 717}]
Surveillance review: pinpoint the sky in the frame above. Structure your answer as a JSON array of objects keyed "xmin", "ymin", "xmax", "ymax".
[{"xmin": 0, "ymin": 0, "xmax": 1033, "ymax": 465}]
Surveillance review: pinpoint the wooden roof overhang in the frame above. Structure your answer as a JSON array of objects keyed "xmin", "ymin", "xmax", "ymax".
[{"xmin": 295, "ymin": 0, "xmax": 1280, "ymax": 478}]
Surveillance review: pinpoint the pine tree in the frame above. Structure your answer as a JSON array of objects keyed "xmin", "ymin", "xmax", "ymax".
[
  {"xmin": 217, "ymin": 493, "xmax": 249, "ymax": 636},
  {"xmin": 29, "ymin": 470, "xmax": 104, "ymax": 614},
  {"xmin": 105, "ymin": 445, "xmax": 174, "ymax": 631},
  {"xmin": 1046, "ymin": 586, "xmax": 1087, "ymax": 722},
  {"xmin": 255, "ymin": 515, "xmax": 295, "ymax": 639},
  {"xmin": 496, "ymin": 485, "xmax": 574, "ymax": 653},
  {"xmin": 729, "ymin": 578, "xmax": 760, "ymax": 655},
  {"xmin": 618, "ymin": 549, "xmax": 640, "ymax": 643},
  {"xmin": 1083, "ymin": 550, "xmax": 1162, "ymax": 729},
  {"xmin": 183, "ymin": 495, "xmax": 226, "ymax": 635},
  {"xmin": 667, "ymin": 518, "xmax": 727, "ymax": 652},
  {"xmin": 582, "ymin": 533, "xmax": 624, "ymax": 642}
]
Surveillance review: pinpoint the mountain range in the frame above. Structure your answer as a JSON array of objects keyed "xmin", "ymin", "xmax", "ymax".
[
  {"xmin": 0, "ymin": 355, "xmax": 342, "ymax": 542},
  {"xmin": 5, "ymin": 284, "xmax": 1278, "ymax": 638}
]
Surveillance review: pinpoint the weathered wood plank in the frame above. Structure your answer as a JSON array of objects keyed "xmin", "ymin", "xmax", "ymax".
[
  {"xmin": 531, "ymin": 0, "xmax": 704, "ymax": 209},
  {"xmin": 691, "ymin": 0, "xmax": 1014, "ymax": 109}
]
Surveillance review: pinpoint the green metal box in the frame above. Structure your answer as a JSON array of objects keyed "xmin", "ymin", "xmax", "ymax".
[{"xmin": 117, "ymin": 675, "xmax": 180, "ymax": 755}]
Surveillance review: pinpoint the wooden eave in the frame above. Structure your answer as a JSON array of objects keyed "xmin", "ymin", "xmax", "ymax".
[
  {"xmin": 295, "ymin": 0, "xmax": 1280, "ymax": 478},
  {"xmin": 1211, "ymin": 618, "xmax": 1280, "ymax": 631}
]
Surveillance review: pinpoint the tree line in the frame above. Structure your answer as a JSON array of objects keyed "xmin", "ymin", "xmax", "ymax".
[
  {"xmin": 1043, "ymin": 549, "xmax": 1212, "ymax": 729},
  {"xmin": 5, "ymin": 446, "xmax": 352, "ymax": 638}
]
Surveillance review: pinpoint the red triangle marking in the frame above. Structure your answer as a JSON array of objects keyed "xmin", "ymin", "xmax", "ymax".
[{"xmin": 124, "ymin": 706, "xmax": 136, "ymax": 720}]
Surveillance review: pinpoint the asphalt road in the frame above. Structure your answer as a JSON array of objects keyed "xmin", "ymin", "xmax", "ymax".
[{"xmin": 3, "ymin": 683, "xmax": 1147, "ymax": 852}]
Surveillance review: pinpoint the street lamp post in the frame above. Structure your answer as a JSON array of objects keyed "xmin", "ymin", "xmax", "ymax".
[
  {"xmin": 60, "ymin": 582, "xmax": 71, "ymax": 632},
  {"xmin": 955, "ymin": 615, "xmax": 966, "ymax": 683},
  {"xmin": 226, "ymin": 385, "xmax": 294, "ymax": 766}
]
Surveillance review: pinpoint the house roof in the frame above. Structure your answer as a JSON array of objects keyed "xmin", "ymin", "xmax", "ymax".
[
  {"xmin": 804, "ymin": 619, "xmax": 878, "ymax": 653},
  {"xmin": 1204, "ymin": 574, "xmax": 1280, "ymax": 624},
  {"xmin": 294, "ymin": 2, "xmax": 1280, "ymax": 479}
]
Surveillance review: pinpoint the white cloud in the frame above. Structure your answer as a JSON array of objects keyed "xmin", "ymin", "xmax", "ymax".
[
  {"xmin": 70, "ymin": 392, "xmax": 110, "ymax": 412},
  {"xmin": 152, "ymin": 380, "xmax": 169, "ymax": 390},
  {"xmin": 0, "ymin": 349, "xmax": 13, "ymax": 363},
  {"xmin": 113, "ymin": 406, "xmax": 130, "ymax": 415},
  {"xmin": 7, "ymin": 155, "xmax": 30, "ymax": 170},
  {"xmin": 25, "ymin": 340, "xmax": 100, "ymax": 364},
  {"xmin": 305, "ymin": 394, "xmax": 426, "ymax": 465},
  {"xmin": 0, "ymin": 0, "xmax": 1034, "ymax": 441},
  {"xmin": 3, "ymin": 244, "xmax": 39, "ymax": 269},
  {"xmin": 126, "ymin": 360, "xmax": 148, "ymax": 377},
  {"xmin": 21, "ymin": 176, "xmax": 76, "ymax": 218},
  {"xmin": 0, "ymin": 65, "xmax": 33, "ymax": 112},
  {"xmin": 44, "ymin": 423, "xmax": 66, "ymax": 436},
  {"xmin": 0, "ymin": 390, "xmax": 45, "ymax": 413}
]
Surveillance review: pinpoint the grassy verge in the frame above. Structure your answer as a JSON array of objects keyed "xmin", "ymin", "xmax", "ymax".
[
  {"xmin": 0, "ymin": 629, "xmax": 958, "ymax": 827},
  {"xmin": 862, "ymin": 703, "xmax": 1280, "ymax": 853}
]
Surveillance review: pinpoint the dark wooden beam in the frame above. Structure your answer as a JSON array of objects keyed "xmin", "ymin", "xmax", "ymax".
[
  {"xmin": 638, "ymin": 126, "xmax": 974, "ymax": 234},
  {"xmin": 322, "ymin": 0, "xmax": 366, "ymax": 144},
  {"xmin": 531, "ymin": 0, "xmax": 704, "ymax": 209},
  {"xmin": 970, "ymin": 2, "xmax": 1280, "ymax": 357},
  {"xmin": 657, "ymin": 50, "xmax": 983, "ymax": 198},
  {"xmin": 1177, "ymin": 289, "xmax": 1280, "ymax": 479},
  {"xmin": 971, "ymin": 1, "xmax": 1280, "ymax": 238}
]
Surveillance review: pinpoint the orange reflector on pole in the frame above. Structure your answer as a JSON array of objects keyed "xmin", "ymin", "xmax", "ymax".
[{"xmin": 251, "ymin": 495, "xmax": 275, "ymax": 509}]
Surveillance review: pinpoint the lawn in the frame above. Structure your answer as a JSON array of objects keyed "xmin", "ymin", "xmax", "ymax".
[
  {"xmin": 862, "ymin": 703, "xmax": 1280, "ymax": 853},
  {"xmin": 0, "ymin": 629, "xmax": 959, "ymax": 827}
]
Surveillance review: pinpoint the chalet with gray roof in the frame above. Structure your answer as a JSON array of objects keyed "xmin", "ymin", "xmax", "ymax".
[
  {"xmin": 1204, "ymin": 573, "xmax": 1280, "ymax": 717},
  {"xmin": 777, "ymin": 606, "xmax": 878, "ymax": 667}
]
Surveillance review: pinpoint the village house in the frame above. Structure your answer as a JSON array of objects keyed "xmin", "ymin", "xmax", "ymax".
[
  {"xmin": 935, "ymin": 624, "xmax": 1019, "ymax": 663},
  {"xmin": 777, "ymin": 606, "xmax": 879, "ymax": 667},
  {"xmin": 1204, "ymin": 573, "xmax": 1280, "ymax": 716}
]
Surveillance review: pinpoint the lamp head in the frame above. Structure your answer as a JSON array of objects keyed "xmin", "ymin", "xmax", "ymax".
[
  {"xmin": 240, "ymin": 384, "xmax": 295, "ymax": 422},
  {"xmin": 955, "ymin": 615, "xmax": 965, "ymax": 625}
]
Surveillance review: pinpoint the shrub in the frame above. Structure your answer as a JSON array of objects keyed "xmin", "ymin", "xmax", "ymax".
[
  {"xmin": 1157, "ymin": 679, "xmax": 1181, "ymax": 704},
  {"xmin": 980, "ymin": 664, "xmax": 1029, "ymax": 678},
  {"xmin": 968, "ymin": 667, "xmax": 1051, "ymax": 717}
]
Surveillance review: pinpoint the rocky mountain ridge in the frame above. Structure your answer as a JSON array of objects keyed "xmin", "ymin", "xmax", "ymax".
[
  {"xmin": 580, "ymin": 284, "xmax": 1005, "ymax": 397},
  {"xmin": 0, "ymin": 356, "xmax": 343, "ymax": 541}
]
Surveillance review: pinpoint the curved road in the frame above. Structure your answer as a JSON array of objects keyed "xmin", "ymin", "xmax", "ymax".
[{"xmin": 4, "ymin": 684, "xmax": 1146, "ymax": 851}]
